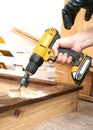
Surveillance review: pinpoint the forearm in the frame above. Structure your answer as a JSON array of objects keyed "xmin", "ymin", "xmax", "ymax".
[{"xmin": 73, "ymin": 26, "xmax": 93, "ymax": 50}]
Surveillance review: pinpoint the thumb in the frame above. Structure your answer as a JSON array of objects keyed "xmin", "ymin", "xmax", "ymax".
[{"xmin": 52, "ymin": 40, "xmax": 61, "ymax": 56}]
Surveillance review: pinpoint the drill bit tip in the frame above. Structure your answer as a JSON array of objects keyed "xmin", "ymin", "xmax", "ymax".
[{"xmin": 18, "ymin": 85, "xmax": 22, "ymax": 91}]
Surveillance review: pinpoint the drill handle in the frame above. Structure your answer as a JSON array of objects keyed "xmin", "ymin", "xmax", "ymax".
[{"xmin": 58, "ymin": 47, "xmax": 83, "ymax": 62}]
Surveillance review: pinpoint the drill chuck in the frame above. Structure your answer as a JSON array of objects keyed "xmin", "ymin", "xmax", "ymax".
[
  {"xmin": 17, "ymin": 54, "xmax": 44, "ymax": 87},
  {"xmin": 26, "ymin": 53, "xmax": 44, "ymax": 74}
]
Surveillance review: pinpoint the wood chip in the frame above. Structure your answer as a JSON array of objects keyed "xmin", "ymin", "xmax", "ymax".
[{"xmin": 9, "ymin": 89, "xmax": 21, "ymax": 98}]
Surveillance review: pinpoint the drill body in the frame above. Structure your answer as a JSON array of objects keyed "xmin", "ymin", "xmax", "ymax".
[
  {"xmin": 26, "ymin": 28, "xmax": 60, "ymax": 75},
  {"xmin": 18, "ymin": 28, "xmax": 60, "ymax": 87}
]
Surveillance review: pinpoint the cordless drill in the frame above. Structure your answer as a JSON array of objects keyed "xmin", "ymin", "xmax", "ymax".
[{"xmin": 18, "ymin": 27, "xmax": 92, "ymax": 87}]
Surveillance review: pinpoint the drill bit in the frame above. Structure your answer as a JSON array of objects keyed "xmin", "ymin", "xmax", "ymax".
[
  {"xmin": 17, "ymin": 85, "xmax": 22, "ymax": 91},
  {"xmin": 9, "ymin": 86, "xmax": 22, "ymax": 98}
]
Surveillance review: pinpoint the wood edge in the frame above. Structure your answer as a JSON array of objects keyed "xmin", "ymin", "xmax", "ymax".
[
  {"xmin": 0, "ymin": 86, "xmax": 82, "ymax": 113},
  {"xmin": 11, "ymin": 27, "xmax": 39, "ymax": 43},
  {"xmin": 0, "ymin": 73, "xmax": 57, "ymax": 85},
  {"xmin": 0, "ymin": 72, "xmax": 83, "ymax": 88},
  {"xmin": 79, "ymin": 94, "xmax": 93, "ymax": 102}
]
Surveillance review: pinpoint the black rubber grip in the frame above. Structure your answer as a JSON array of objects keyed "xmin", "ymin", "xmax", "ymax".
[{"xmin": 58, "ymin": 47, "xmax": 82, "ymax": 62}]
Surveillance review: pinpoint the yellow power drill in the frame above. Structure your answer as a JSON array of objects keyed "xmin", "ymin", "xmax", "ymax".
[{"xmin": 18, "ymin": 28, "xmax": 92, "ymax": 87}]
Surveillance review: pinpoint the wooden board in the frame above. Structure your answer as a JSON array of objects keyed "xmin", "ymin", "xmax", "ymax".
[
  {"xmin": 0, "ymin": 73, "xmax": 82, "ymax": 113},
  {"xmin": 0, "ymin": 92, "xmax": 78, "ymax": 130},
  {"xmin": 0, "ymin": 74, "xmax": 82, "ymax": 129},
  {"xmin": 55, "ymin": 0, "xmax": 93, "ymax": 102},
  {"xmin": 11, "ymin": 27, "xmax": 39, "ymax": 43},
  {"xmin": 79, "ymin": 94, "xmax": 93, "ymax": 102}
]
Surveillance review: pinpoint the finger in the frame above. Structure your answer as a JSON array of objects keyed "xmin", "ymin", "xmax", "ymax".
[
  {"xmin": 67, "ymin": 56, "xmax": 73, "ymax": 64},
  {"xmin": 52, "ymin": 39, "xmax": 62, "ymax": 56},
  {"xmin": 56, "ymin": 53, "xmax": 63, "ymax": 63},
  {"xmin": 48, "ymin": 60, "xmax": 53, "ymax": 64},
  {"xmin": 61, "ymin": 53, "xmax": 68, "ymax": 64}
]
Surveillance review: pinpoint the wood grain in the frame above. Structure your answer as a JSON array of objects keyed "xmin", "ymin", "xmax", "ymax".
[
  {"xmin": 0, "ymin": 72, "xmax": 82, "ymax": 129},
  {"xmin": 0, "ymin": 74, "xmax": 82, "ymax": 113},
  {"xmin": 0, "ymin": 92, "xmax": 78, "ymax": 130},
  {"xmin": 33, "ymin": 100, "xmax": 93, "ymax": 130},
  {"xmin": 11, "ymin": 27, "xmax": 39, "ymax": 43}
]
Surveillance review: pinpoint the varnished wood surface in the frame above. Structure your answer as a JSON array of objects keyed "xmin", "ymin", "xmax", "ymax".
[
  {"xmin": 32, "ymin": 100, "xmax": 93, "ymax": 130},
  {"xmin": 0, "ymin": 73, "xmax": 82, "ymax": 113},
  {"xmin": 0, "ymin": 92, "xmax": 78, "ymax": 130}
]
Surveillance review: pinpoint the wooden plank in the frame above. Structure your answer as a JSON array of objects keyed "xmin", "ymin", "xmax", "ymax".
[
  {"xmin": 0, "ymin": 71, "xmax": 82, "ymax": 129},
  {"xmin": 0, "ymin": 62, "xmax": 7, "ymax": 69},
  {"xmin": 11, "ymin": 27, "xmax": 39, "ymax": 43},
  {"xmin": 0, "ymin": 92, "xmax": 78, "ymax": 130},
  {"xmin": 79, "ymin": 71, "xmax": 93, "ymax": 96},
  {"xmin": 55, "ymin": 64, "xmax": 75, "ymax": 84},
  {"xmin": 0, "ymin": 74, "xmax": 82, "ymax": 113},
  {"xmin": 0, "ymin": 50, "xmax": 14, "ymax": 57},
  {"xmin": 33, "ymin": 100, "xmax": 93, "ymax": 130},
  {"xmin": 0, "ymin": 73, "xmax": 56, "ymax": 86},
  {"xmin": 79, "ymin": 94, "xmax": 93, "ymax": 102}
]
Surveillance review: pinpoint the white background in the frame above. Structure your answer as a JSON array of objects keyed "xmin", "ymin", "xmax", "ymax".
[{"xmin": 0, "ymin": 0, "xmax": 64, "ymax": 43}]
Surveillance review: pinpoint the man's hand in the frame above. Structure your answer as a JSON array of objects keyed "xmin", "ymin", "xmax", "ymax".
[{"xmin": 62, "ymin": 0, "xmax": 93, "ymax": 29}]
